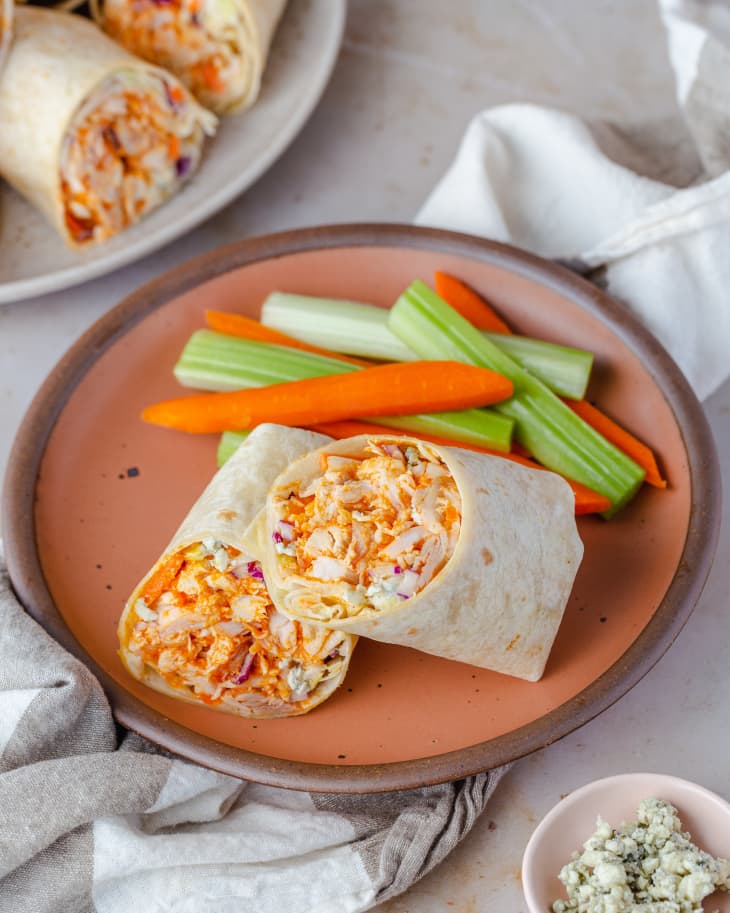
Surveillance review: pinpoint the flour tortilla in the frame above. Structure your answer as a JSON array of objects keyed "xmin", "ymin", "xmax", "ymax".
[
  {"xmin": 100, "ymin": 0, "xmax": 287, "ymax": 113},
  {"xmin": 0, "ymin": 7, "xmax": 214, "ymax": 244},
  {"xmin": 118, "ymin": 424, "xmax": 357, "ymax": 718},
  {"xmin": 229, "ymin": 0, "xmax": 288, "ymax": 110},
  {"xmin": 248, "ymin": 434, "xmax": 584, "ymax": 682}
]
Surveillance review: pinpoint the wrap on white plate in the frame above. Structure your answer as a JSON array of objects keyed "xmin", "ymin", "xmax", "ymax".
[
  {"xmin": 0, "ymin": 7, "xmax": 216, "ymax": 246},
  {"xmin": 98, "ymin": 0, "xmax": 287, "ymax": 114},
  {"xmin": 247, "ymin": 435, "xmax": 583, "ymax": 682},
  {"xmin": 118, "ymin": 425, "xmax": 357, "ymax": 719}
]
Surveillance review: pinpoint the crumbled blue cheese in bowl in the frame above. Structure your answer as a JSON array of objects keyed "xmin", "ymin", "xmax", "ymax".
[{"xmin": 552, "ymin": 798, "xmax": 730, "ymax": 913}]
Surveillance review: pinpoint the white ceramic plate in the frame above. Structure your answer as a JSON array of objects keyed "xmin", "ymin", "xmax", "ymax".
[{"xmin": 0, "ymin": 0, "xmax": 345, "ymax": 304}]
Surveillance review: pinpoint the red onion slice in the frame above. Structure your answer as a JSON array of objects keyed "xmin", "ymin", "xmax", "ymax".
[
  {"xmin": 247, "ymin": 561, "xmax": 264, "ymax": 580},
  {"xmin": 234, "ymin": 652, "xmax": 254, "ymax": 684},
  {"xmin": 396, "ymin": 569, "xmax": 420, "ymax": 599}
]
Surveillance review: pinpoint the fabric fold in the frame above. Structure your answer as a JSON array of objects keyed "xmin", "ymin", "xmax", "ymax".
[
  {"xmin": 0, "ymin": 521, "xmax": 499, "ymax": 910},
  {"xmin": 417, "ymin": 0, "xmax": 730, "ymax": 401}
]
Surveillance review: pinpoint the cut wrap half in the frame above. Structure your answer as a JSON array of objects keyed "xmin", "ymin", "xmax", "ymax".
[
  {"xmin": 247, "ymin": 435, "xmax": 584, "ymax": 682},
  {"xmin": 0, "ymin": 7, "xmax": 216, "ymax": 246},
  {"xmin": 98, "ymin": 0, "xmax": 287, "ymax": 114},
  {"xmin": 118, "ymin": 424, "xmax": 357, "ymax": 718}
]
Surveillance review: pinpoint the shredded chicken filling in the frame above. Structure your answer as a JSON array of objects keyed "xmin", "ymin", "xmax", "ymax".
[
  {"xmin": 127, "ymin": 539, "xmax": 346, "ymax": 707},
  {"xmin": 102, "ymin": 0, "xmax": 244, "ymax": 110},
  {"xmin": 273, "ymin": 441, "xmax": 462, "ymax": 618},
  {"xmin": 60, "ymin": 70, "xmax": 214, "ymax": 244}
]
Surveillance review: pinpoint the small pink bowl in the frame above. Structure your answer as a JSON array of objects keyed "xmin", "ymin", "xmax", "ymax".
[{"xmin": 522, "ymin": 773, "xmax": 730, "ymax": 913}]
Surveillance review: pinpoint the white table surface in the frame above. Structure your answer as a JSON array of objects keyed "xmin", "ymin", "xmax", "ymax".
[{"xmin": 2, "ymin": 2, "xmax": 728, "ymax": 911}]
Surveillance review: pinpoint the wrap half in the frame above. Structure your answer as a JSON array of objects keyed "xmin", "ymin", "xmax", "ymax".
[
  {"xmin": 0, "ymin": 7, "xmax": 216, "ymax": 246},
  {"xmin": 98, "ymin": 0, "xmax": 287, "ymax": 114},
  {"xmin": 247, "ymin": 435, "xmax": 583, "ymax": 682},
  {"xmin": 118, "ymin": 424, "xmax": 357, "ymax": 718}
]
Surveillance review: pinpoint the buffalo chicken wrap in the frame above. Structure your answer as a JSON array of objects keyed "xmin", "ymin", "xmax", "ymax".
[
  {"xmin": 118, "ymin": 425, "xmax": 357, "ymax": 718},
  {"xmin": 0, "ymin": 7, "xmax": 216, "ymax": 246},
  {"xmin": 99, "ymin": 0, "xmax": 287, "ymax": 114},
  {"xmin": 248, "ymin": 435, "xmax": 583, "ymax": 682}
]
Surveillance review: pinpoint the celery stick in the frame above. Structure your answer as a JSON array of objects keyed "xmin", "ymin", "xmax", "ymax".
[
  {"xmin": 373, "ymin": 410, "xmax": 513, "ymax": 448},
  {"xmin": 483, "ymin": 333, "xmax": 592, "ymax": 400},
  {"xmin": 175, "ymin": 329, "xmax": 514, "ymax": 452},
  {"xmin": 261, "ymin": 291, "xmax": 592, "ymax": 398},
  {"xmin": 217, "ymin": 430, "xmax": 249, "ymax": 466},
  {"xmin": 388, "ymin": 280, "xmax": 645, "ymax": 513},
  {"xmin": 216, "ymin": 410, "xmax": 512, "ymax": 468},
  {"xmin": 262, "ymin": 292, "xmax": 416, "ymax": 362},
  {"xmin": 175, "ymin": 330, "xmax": 354, "ymax": 391}
]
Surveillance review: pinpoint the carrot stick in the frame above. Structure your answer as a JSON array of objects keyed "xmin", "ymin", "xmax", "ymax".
[
  {"xmin": 565, "ymin": 400, "xmax": 666, "ymax": 488},
  {"xmin": 308, "ymin": 420, "xmax": 403, "ymax": 438},
  {"xmin": 510, "ymin": 441, "xmax": 533, "ymax": 459},
  {"xmin": 434, "ymin": 272, "xmax": 512, "ymax": 334},
  {"xmin": 205, "ymin": 311, "xmax": 368, "ymax": 366},
  {"xmin": 492, "ymin": 451, "xmax": 612, "ymax": 515},
  {"xmin": 143, "ymin": 361, "xmax": 515, "ymax": 434},
  {"xmin": 570, "ymin": 485, "xmax": 613, "ymax": 516},
  {"xmin": 309, "ymin": 420, "xmax": 611, "ymax": 515}
]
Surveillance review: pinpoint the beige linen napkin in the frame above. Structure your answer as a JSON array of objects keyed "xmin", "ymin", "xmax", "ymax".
[{"xmin": 0, "ymin": 549, "xmax": 507, "ymax": 913}]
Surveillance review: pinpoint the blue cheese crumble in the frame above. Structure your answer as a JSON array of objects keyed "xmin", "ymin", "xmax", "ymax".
[{"xmin": 552, "ymin": 798, "xmax": 730, "ymax": 913}]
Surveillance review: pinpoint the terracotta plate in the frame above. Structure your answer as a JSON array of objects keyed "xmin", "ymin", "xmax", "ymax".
[{"xmin": 2, "ymin": 225, "xmax": 720, "ymax": 793}]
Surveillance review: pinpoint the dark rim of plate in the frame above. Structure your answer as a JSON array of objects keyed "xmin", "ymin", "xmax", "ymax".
[{"xmin": 2, "ymin": 224, "xmax": 721, "ymax": 793}]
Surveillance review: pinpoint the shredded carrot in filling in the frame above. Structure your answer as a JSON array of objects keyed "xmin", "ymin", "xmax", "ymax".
[
  {"xmin": 272, "ymin": 441, "xmax": 462, "ymax": 617},
  {"xmin": 102, "ymin": 0, "xmax": 242, "ymax": 110},
  {"xmin": 126, "ymin": 540, "xmax": 347, "ymax": 708},
  {"xmin": 60, "ymin": 72, "xmax": 212, "ymax": 244}
]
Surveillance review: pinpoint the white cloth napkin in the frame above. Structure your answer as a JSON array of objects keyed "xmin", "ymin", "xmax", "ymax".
[{"xmin": 418, "ymin": 0, "xmax": 730, "ymax": 401}]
